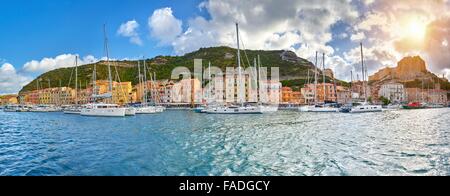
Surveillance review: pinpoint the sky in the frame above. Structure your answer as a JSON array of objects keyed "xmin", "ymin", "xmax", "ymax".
[{"xmin": 1, "ymin": 0, "xmax": 450, "ymax": 94}]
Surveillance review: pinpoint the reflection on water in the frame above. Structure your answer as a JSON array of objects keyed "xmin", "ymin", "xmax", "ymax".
[{"xmin": 0, "ymin": 108, "xmax": 449, "ymax": 176}]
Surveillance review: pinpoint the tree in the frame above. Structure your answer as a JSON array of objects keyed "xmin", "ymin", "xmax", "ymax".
[{"xmin": 379, "ymin": 96, "xmax": 391, "ymax": 106}]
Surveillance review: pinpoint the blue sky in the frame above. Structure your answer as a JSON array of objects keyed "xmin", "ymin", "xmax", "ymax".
[
  {"xmin": 1, "ymin": 0, "xmax": 449, "ymax": 94},
  {"xmin": 0, "ymin": 0, "xmax": 205, "ymax": 66}
]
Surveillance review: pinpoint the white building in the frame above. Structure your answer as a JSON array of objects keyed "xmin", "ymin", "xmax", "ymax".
[{"xmin": 379, "ymin": 83, "xmax": 406, "ymax": 103}]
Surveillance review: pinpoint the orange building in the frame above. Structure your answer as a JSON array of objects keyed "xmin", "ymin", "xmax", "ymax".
[{"xmin": 281, "ymin": 87, "xmax": 293, "ymax": 103}]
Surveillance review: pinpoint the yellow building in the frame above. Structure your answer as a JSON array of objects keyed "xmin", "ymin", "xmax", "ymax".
[
  {"xmin": 0, "ymin": 95, "xmax": 18, "ymax": 105},
  {"xmin": 112, "ymin": 81, "xmax": 133, "ymax": 105}
]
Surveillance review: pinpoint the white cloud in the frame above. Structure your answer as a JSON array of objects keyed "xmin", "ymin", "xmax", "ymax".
[
  {"xmin": 355, "ymin": 0, "xmax": 450, "ymax": 79},
  {"xmin": 149, "ymin": 7, "xmax": 183, "ymax": 45},
  {"xmin": 117, "ymin": 20, "xmax": 143, "ymax": 45},
  {"xmin": 350, "ymin": 32, "xmax": 366, "ymax": 42},
  {"xmin": 0, "ymin": 63, "xmax": 32, "ymax": 94},
  {"xmin": 167, "ymin": 0, "xmax": 359, "ymax": 57},
  {"xmin": 23, "ymin": 54, "xmax": 98, "ymax": 74}
]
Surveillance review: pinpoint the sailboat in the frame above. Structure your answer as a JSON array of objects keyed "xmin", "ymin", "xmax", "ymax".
[
  {"xmin": 81, "ymin": 26, "xmax": 126, "ymax": 117},
  {"xmin": 299, "ymin": 53, "xmax": 338, "ymax": 112},
  {"xmin": 350, "ymin": 43, "xmax": 382, "ymax": 113},
  {"xmin": 194, "ymin": 62, "xmax": 212, "ymax": 113},
  {"xmin": 134, "ymin": 58, "xmax": 157, "ymax": 114},
  {"xmin": 205, "ymin": 23, "xmax": 268, "ymax": 114},
  {"xmin": 256, "ymin": 55, "xmax": 279, "ymax": 113},
  {"xmin": 64, "ymin": 56, "xmax": 83, "ymax": 114}
]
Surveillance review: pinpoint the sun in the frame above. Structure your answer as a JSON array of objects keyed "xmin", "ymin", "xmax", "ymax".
[{"xmin": 405, "ymin": 20, "xmax": 427, "ymax": 40}]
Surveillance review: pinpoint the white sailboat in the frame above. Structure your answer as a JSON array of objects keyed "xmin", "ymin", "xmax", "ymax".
[
  {"xmin": 81, "ymin": 25, "xmax": 126, "ymax": 117},
  {"xmin": 135, "ymin": 58, "xmax": 157, "ymax": 114},
  {"xmin": 350, "ymin": 43, "xmax": 382, "ymax": 113},
  {"xmin": 256, "ymin": 55, "xmax": 278, "ymax": 113},
  {"xmin": 205, "ymin": 23, "xmax": 268, "ymax": 114},
  {"xmin": 299, "ymin": 52, "xmax": 338, "ymax": 112},
  {"xmin": 64, "ymin": 55, "xmax": 82, "ymax": 114}
]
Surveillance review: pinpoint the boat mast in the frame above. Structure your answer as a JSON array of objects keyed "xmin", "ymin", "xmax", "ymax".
[
  {"xmin": 154, "ymin": 72, "xmax": 158, "ymax": 105},
  {"xmin": 143, "ymin": 58, "xmax": 148, "ymax": 104},
  {"xmin": 75, "ymin": 55, "xmax": 78, "ymax": 105},
  {"xmin": 322, "ymin": 53, "xmax": 326, "ymax": 103},
  {"xmin": 93, "ymin": 62, "xmax": 97, "ymax": 103},
  {"xmin": 137, "ymin": 60, "xmax": 142, "ymax": 103},
  {"xmin": 258, "ymin": 55, "xmax": 262, "ymax": 104},
  {"xmin": 103, "ymin": 25, "xmax": 113, "ymax": 103},
  {"xmin": 350, "ymin": 70, "xmax": 354, "ymax": 105},
  {"xmin": 360, "ymin": 42, "xmax": 367, "ymax": 103},
  {"xmin": 314, "ymin": 51, "xmax": 318, "ymax": 105},
  {"xmin": 236, "ymin": 23, "xmax": 243, "ymax": 107},
  {"xmin": 208, "ymin": 61, "xmax": 212, "ymax": 102}
]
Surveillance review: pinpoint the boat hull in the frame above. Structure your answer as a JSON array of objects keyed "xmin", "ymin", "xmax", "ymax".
[
  {"xmin": 350, "ymin": 105, "xmax": 383, "ymax": 113},
  {"xmin": 81, "ymin": 108, "xmax": 126, "ymax": 117},
  {"xmin": 125, "ymin": 108, "xmax": 136, "ymax": 116},
  {"xmin": 63, "ymin": 110, "xmax": 81, "ymax": 115},
  {"xmin": 205, "ymin": 106, "xmax": 264, "ymax": 114},
  {"xmin": 299, "ymin": 105, "xmax": 339, "ymax": 112},
  {"xmin": 135, "ymin": 106, "xmax": 157, "ymax": 114}
]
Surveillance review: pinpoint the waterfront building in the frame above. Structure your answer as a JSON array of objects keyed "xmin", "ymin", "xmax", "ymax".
[
  {"xmin": 112, "ymin": 82, "xmax": 133, "ymax": 105},
  {"xmin": 300, "ymin": 84, "xmax": 315, "ymax": 105},
  {"xmin": 51, "ymin": 87, "xmax": 76, "ymax": 105},
  {"xmin": 336, "ymin": 86, "xmax": 352, "ymax": 104},
  {"xmin": 260, "ymin": 80, "xmax": 281, "ymax": 104},
  {"xmin": 291, "ymin": 91, "xmax": 303, "ymax": 104},
  {"xmin": 405, "ymin": 88, "xmax": 448, "ymax": 105},
  {"xmin": 0, "ymin": 95, "xmax": 18, "ymax": 105},
  {"xmin": 352, "ymin": 81, "xmax": 372, "ymax": 100},
  {"xmin": 281, "ymin": 87, "xmax": 303, "ymax": 104},
  {"xmin": 316, "ymin": 83, "xmax": 337, "ymax": 103},
  {"xmin": 171, "ymin": 79, "xmax": 202, "ymax": 104},
  {"xmin": 76, "ymin": 87, "xmax": 93, "ymax": 104},
  {"xmin": 379, "ymin": 83, "xmax": 406, "ymax": 103},
  {"xmin": 282, "ymin": 87, "xmax": 294, "ymax": 103},
  {"xmin": 427, "ymin": 89, "xmax": 448, "ymax": 105}
]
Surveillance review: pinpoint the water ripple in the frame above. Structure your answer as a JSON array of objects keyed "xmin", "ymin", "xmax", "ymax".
[{"xmin": 0, "ymin": 108, "xmax": 449, "ymax": 176}]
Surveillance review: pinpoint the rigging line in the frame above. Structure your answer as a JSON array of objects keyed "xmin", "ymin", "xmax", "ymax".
[
  {"xmin": 238, "ymin": 30, "xmax": 252, "ymax": 69},
  {"xmin": 67, "ymin": 58, "xmax": 76, "ymax": 88},
  {"xmin": 113, "ymin": 61, "xmax": 130, "ymax": 104}
]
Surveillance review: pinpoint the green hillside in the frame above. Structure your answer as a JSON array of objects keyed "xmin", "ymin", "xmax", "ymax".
[{"xmin": 20, "ymin": 46, "xmax": 334, "ymax": 93}]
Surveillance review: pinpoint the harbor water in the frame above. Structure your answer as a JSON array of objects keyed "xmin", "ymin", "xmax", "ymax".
[{"xmin": 1, "ymin": 109, "xmax": 449, "ymax": 176}]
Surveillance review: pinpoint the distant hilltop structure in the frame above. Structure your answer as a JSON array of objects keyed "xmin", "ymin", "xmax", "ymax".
[{"xmin": 369, "ymin": 56, "xmax": 429, "ymax": 82}]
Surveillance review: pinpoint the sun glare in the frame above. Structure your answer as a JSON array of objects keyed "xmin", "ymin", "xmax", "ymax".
[{"xmin": 405, "ymin": 20, "xmax": 427, "ymax": 40}]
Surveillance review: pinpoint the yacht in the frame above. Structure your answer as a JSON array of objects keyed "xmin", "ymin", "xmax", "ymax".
[
  {"xmin": 3, "ymin": 105, "xmax": 23, "ymax": 112},
  {"xmin": 205, "ymin": 105, "xmax": 264, "ymax": 114},
  {"xmin": 349, "ymin": 43, "xmax": 382, "ymax": 113},
  {"xmin": 63, "ymin": 106, "xmax": 82, "ymax": 115},
  {"xmin": 30, "ymin": 105, "xmax": 60, "ymax": 112},
  {"xmin": 135, "ymin": 104, "xmax": 157, "ymax": 114},
  {"xmin": 80, "ymin": 26, "xmax": 127, "ymax": 117},
  {"xmin": 300, "ymin": 104, "xmax": 339, "ymax": 112},
  {"xmin": 81, "ymin": 103, "xmax": 126, "ymax": 117},
  {"xmin": 298, "ymin": 53, "xmax": 339, "ymax": 113},
  {"xmin": 63, "ymin": 56, "xmax": 82, "ymax": 115},
  {"xmin": 350, "ymin": 102, "xmax": 383, "ymax": 113},
  {"xmin": 206, "ymin": 24, "xmax": 278, "ymax": 115},
  {"xmin": 125, "ymin": 107, "xmax": 136, "ymax": 116}
]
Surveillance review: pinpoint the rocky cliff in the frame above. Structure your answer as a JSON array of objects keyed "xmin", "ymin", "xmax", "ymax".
[{"xmin": 370, "ymin": 56, "xmax": 429, "ymax": 82}]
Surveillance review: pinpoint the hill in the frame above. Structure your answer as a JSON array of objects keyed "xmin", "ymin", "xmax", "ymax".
[
  {"xmin": 20, "ymin": 46, "xmax": 341, "ymax": 93},
  {"xmin": 369, "ymin": 56, "xmax": 450, "ymax": 90}
]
